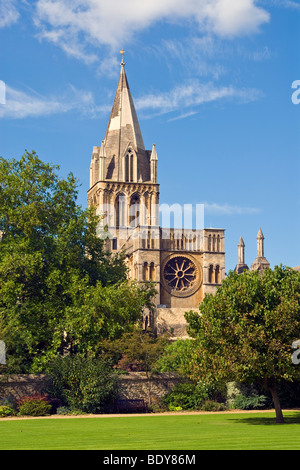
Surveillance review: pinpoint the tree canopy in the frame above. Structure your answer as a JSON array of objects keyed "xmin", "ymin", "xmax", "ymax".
[
  {"xmin": 0, "ymin": 151, "xmax": 155, "ymax": 372},
  {"xmin": 185, "ymin": 266, "xmax": 300, "ymax": 423}
]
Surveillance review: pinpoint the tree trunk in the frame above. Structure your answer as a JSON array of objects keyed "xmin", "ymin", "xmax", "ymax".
[{"xmin": 268, "ymin": 384, "xmax": 284, "ymax": 424}]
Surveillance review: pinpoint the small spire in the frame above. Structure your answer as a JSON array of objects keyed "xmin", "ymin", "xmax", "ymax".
[
  {"xmin": 100, "ymin": 140, "xmax": 106, "ymax": 158},
  {"xmin": 238, "ymin": 236, "xmax": 245, "ymax": 247},
  {"xmin": 150, "ymin": 143, "xmax": 158, "ymax": 161},
  {"xmin": 237, "ymin": 237, "xmax": 245, "ymax": 265},
  {"xmin": 251, "ymin": 228, "xmax": 270, "ymax": 272},
  {"xmin": 235, "ymin": 235, "xmax": 249, "ymax": 274},
  {"xmin": 256, "ymin": 228, "xmax": 264, "ymax": 258},
  {"xmin": 257, "ymin": 228, "xmax": 264, "ymax": 239}
]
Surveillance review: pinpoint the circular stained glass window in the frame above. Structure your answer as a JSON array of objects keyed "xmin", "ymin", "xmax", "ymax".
[{"xmin": 162, "ymin": 255, "xmax": 201, "ymax": 297}]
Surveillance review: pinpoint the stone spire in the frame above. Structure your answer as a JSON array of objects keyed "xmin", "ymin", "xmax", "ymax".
[
  {"xmin": 150, "ymin": 143, "xmax": 158, "ymax": 183},
  {"xmin": 256, "ymin": 227, "xmax": 264, "ymax": 257},
  {"xmin": 234, "ymin": 236, "xmax": 249, "ymax": 274},
  {"xmin": 250, "ymin": 228, "xmax": 270, "ymax": 273},
  {"xmin": 102, "ymin": 56, "xmax": 150, "ymax": 182}
]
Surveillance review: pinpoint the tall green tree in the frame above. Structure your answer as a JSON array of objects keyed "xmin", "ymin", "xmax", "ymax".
[
  {"xmin": 185, "ymin": 266, "xmax": 300, "ymax": 423},
  {"xmin": 0, "ymin": 151, "xmax": 154, "ymax": 372}
]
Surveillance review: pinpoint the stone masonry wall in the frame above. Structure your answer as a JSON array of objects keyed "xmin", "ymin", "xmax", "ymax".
[
  {"xmin": 116, "ymin": 372, "xmax": 184, "ymax": 404},
  {"xmin": 0, "ymin": 374, "xmax": 50, "ymax": 401},
  {"xmin": 0, "ymin": 373, "xmax": 183, "ymax": 405}
]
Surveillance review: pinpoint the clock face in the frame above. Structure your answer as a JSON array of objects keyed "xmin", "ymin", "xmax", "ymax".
[{"xmin": 162, "ymin": 255, "xmax": 202, "ymax": 298}]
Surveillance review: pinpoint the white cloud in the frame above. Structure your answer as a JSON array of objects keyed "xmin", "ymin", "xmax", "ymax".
[
  {"xmin": 0, "ymin": 84, "xmax": 109, "ymax": 119},
  {"xmin": 261, "ymin": 0, "xmax": 300, "ymax": 10},
  {"xmin": 0, "ymin": 0, "xmax": 20, "ymax": 28},
  {"xmin": 33, "ymin": 0, "xmax": 270, "ymax": 62},
  {"xmin": 0, "ymin": 79, "xmax": 262, "ymax": 121},
  {"xmin": 135, "ymin": 80, "xmax": 262, "ymax": 117},
  {"xmin": 204, "ymin": 202, "xmax": 261, "ymax": 215},
  {"xmin": 200, "ymin": 0, "xmax": 270, "ymax": 37}
]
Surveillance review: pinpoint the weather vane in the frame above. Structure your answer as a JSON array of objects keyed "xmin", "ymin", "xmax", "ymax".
[{"xmin": 120, "ymin": 49, "xmax": 125, "ymax": 65}]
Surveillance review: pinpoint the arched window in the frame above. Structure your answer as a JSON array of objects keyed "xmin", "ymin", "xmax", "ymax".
[
  {"xmin": 208, "ymin": 265, "xmax": 214, "ymax": 283},
  {"xmin": 217, "ymin": 234, "xmax": 220, "ymax": 252},
  {"xmin": 150, "ymin": 262, "xmax": 155, "ymax": 281},
  {"xmin": 125, "ymin": 154, "xmax": 129, "ymax": 182},
  {"xmin": 125, "ymin": 150, "xmax": 136, "ymax": 182},
  {"xmin": 143, "ymin": 262, "xmax": 149, "ymax": 281},
  {"xmin": 215, "ymin": 265, "xmax": 220, "ymax": 284},
  {"xmin": 129, "ymin": 193, "xmax": 140, "ymax": 227},
  {"xmin": 130, "ymin": 152, "xmax": 134, "ymax": 182},
  {"xmin": 208, "ymin": 234, "xmax": 212, "ymax": 252},
  {"xmin": 115, "ymin": 193, "xmax": 126, "ymax": 227}
]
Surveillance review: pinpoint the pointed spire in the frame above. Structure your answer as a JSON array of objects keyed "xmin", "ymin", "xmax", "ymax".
[
  {"xmin": 238, "ymin": 237, "xmax": 245, "ymax": 264},
  {"xmin": 102, "ymin": 57, "xmax": 146, "ymax": 181},
  {"xmin": 235, "ymin": 236, "xmax": 249, "ymax": 274},
  {"xmin": 150, "ymin": 143, "xmax": 158, "ymax": 161},
  {"xmin": 257, "ymin": 227, "xmax": 264, "ymax": 239},
  {"xmin": 250, "ymin": 228, "xmax": 270, "ymax": 273},
  {"xmin": 104, "ymin": 59, "xmax": 145, "ymax": 151},
  {"xmin": 99, "ymin": 140, "xmax": 106, "ymax": 181},
  {"xmin": 150, "ymin": 143, "xmax": 158, "ymax": 183},
  {"xmin": 238, "ymin": 236, "xmax": 245, "ymax": 246},
  {"xmin": 256, "ymin": 228, "xmax": 264, "ymax": 258}
]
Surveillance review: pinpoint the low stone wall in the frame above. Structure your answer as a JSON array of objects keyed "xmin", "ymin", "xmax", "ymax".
[
  {"xmin": 117, "ymin": 372, "xmax": 184, "ymax": 404},
  {"xmin": 0, "ymin": 372, "xmax": 183, "ymax": 405},
  {"xmin": 0, "ymin": 374, "xmax": 50, "ymax": 401}
]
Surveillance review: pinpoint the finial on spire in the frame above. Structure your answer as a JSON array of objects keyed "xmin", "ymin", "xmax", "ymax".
[{"xmin": 120, "ymin": 50, "xmax": 125, "ymax": 66}]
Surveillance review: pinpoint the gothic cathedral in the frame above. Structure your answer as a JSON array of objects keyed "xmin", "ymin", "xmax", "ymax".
[{"xmin": 88, "ymin": 57, "xmax": 225, "ymax": 338}]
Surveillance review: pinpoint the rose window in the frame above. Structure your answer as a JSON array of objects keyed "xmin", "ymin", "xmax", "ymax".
[{"xmin": 163, "ymin": 256, "xmax": 199, "ymax": 295}]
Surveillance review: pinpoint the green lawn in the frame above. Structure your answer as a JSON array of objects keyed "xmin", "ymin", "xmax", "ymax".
[{"xmin": 0, "ymin": 411, "xmax": 300, "ymax": 450}]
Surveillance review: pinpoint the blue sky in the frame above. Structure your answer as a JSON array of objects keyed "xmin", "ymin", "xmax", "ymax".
[{"xmin": 0, "ymin": 0, "xmax": 299, "ymax": 272}]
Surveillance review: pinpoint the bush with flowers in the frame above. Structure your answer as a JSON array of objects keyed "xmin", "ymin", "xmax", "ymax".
[{"xmin": 17, "ymin": 393, "xmax": 52, "ymax": 416}]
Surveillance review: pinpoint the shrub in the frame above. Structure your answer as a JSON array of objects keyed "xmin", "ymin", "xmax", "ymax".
[
  {"xmin": 168, "ymin": 405, "xmax": 183, "ymax": 412},
  {"xmin": 56, "ymin": 406, "xmax": 84, "ymax": 415},
  {"xmin": 46, "ymin": 355, "xmax": 120, "ymax": 414},
  {"xmin": 230, "ymin": 393, "xmax": 268, "ymax": 410},
  {"xmin": 162, "ymin": 382, "xmax": 213, "ymax": 410},
  {"xmin": 0, "ymin": 405, "xmax": 16, "ymax": 417},
  {"xmin": 200, "ymin": 400, "xmax": 227, "ymax": 412},
  {"xmin": 17, "ymin": 394, "xmax": 52, "ymax": 416},
  {"xmin": 56, "ymin": 406, "xmax": 71, "ymax": 415}
]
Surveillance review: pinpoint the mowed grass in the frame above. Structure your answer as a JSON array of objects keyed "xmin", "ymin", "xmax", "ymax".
[{"xmin": 1, "ymin": 411, "xmax": 300, "ymax": 450}]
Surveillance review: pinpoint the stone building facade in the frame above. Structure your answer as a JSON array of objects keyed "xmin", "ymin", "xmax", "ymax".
[{"xmin": 88, "ymin": 57, "xmax": 225, "ymax": 338}]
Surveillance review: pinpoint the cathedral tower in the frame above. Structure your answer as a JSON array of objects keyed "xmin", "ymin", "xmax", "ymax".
[
  {"xmin": 88, "ymin": 56, "xmax": 160, "ymax": 252},
  {"xmin": 88, "ymin": 56, "xmax": 225, "ymax": 338}
]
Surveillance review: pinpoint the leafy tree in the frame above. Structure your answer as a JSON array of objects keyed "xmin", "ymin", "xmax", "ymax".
[
  {"xmin": 99, "ymin": 328, "xmax": 169, "ymax": 403},
  {"xmin": 155, "ymin": 338, "xmax": 197, "ymax": 376},
  {"xmin": 185, "ymin": 266, "xmax": 300, "ymax": 423},
  {"xmin": 0, "ymin": 151, "xmax": 155, "ymax": 371}
]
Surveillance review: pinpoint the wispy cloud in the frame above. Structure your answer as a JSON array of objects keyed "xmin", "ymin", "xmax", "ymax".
[
  {"xmin": 0, "ymin": 0, "xmax": 20, "ymax": 28},
  {"xmin": 0, "ymin": 78, "xmax": 263, "ymax": 121},
  {"xmin": 0, "ymin": 84, "xmax": 109, "ymax": 119},
  {"xmin": 204, "ymin": 202, "xmax": 261, "ymax": 215},
  {"xmin": 260, "ymin": 0, "xmax": 300, "ymax": 10},
  {"xmin": 135, "ymin": 80, "xmax": 263, "ymax": 118}
]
